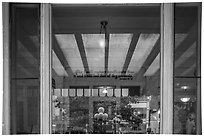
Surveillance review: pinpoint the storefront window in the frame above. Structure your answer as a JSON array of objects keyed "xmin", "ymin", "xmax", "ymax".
[
  {"xmin": 51, "ymin": 4, "xmax": 161, "ymax": 134},
  {"xmin": 2, "ymin": 2, "xmax": 202, "ymax": 135},
  {"xmin": 173, "ymin": 3, "xmax": 201, "ymax": 134},
  {"xmin": 10, "ymin": 4, "xmax": 40, "ymax": 134},
  {"xmin": 4, "ymin": 2, "xmax": 202, "ymax": 135}
]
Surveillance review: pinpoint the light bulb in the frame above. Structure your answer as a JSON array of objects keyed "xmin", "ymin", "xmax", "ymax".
[
  {"xmin": 158, "ymin": 109, "xmax": 160, "ymax": 114},
  {"xmin": 180, "ymin": 97, "xmax": 190, "ymax": 102},
  {"xmin": 52, "ymin": 124, "xmax": 56, "ymax": 127},
  {"xmin": 147, "ymin": 96, "xmax": 151, "ymax": 100},
  {"xmin": 103, "ymin": 88, "xmax": 108, "ymax": 93},
  {"xmin": 99, "ymin": 39, "xmax": 105, "ymax": 48},
  {"xmin": 181, "ymin": 86, "xmax": 188, "ymax": 90}
]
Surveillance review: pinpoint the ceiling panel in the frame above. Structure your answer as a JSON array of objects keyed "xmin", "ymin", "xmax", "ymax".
[
  {"xmin": 52, "ymin": 50, "xmax": 68, "ymax": 77},
  {"xmin": 144, "ymin": 53, "xmax": 160, "ymax": 76},
  {"xmin": 82, "ymin": 34, "xmax": 105, "ymax": 74},
  {"xmin": 127, "ymin": 34, "xmax": 160, "ymax": 74},
  {"xmin": 55, "ymin": 34, "xmax": 84, "ymax": 75},
  {"xmin": 108, "ymin": 34, "xmax": 133, "ymax": 74}
]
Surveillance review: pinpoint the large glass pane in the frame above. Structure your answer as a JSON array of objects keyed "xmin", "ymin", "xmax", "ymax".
[
  {"xmin": 10, "ymin": 4, "xmax": 40, "ymax": 134},
  {"xmin": 51, "ymin": 4, "xmax": 160, "ymax": 134},
  {"xmin": 173, "ymin": 3, "xmax": 201, "ymax": 134}
]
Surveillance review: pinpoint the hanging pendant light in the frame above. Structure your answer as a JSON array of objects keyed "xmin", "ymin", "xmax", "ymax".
[
  {"xmin": 100, "ymin": 21, "xmax": 108, "ymax": 35},
  {"xmin": 180, "ymin": 97, "xmax": 190, "ymax": 103},
  {"xmin": 99, "ymin": 21, "xmax": 108, "ymax": 49},
  {"xmin": 99, "ymin": 21, "xmax": 108, "ymax": 48}
]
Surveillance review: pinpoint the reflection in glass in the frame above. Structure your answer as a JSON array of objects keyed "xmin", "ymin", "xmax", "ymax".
[
  {"xmin": 10, "ymin": 4, "xmax": 40, "ymax": 134},
  {"xmin": 173, "ymin": 4, "xmax": 201, "ymax": 134}
]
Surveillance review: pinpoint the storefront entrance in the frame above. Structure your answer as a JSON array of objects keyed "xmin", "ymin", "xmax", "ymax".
[{"xmin": 2, "ymin": 2, "xmax": 202, "ymax": 134}]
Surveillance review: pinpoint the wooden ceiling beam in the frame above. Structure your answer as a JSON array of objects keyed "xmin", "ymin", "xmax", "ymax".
[
  {"xmin": 105, "ymin": 33, "xmax": 110, "ymax": 74},
  {"xmin": 75, "ymin": 34, "xmax": 90, "ymax": 74},
  {"xmin": 52, "ymin": 35, "xmax": 74, "ymax": 77},
  {"xmin": 135, "ymin": 38, "xmax": 160, "ymax": 80},
  {"xmin": 121, "ymin": 33, "xmax": 140, "ymax": 74}
]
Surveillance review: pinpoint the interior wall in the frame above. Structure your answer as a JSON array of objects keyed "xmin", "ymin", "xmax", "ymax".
[
  {"xmin": 63, "ymin": 77, "xmax": 145, "ymax": 89},
  {"xmin": 52, "ymin": 73, "xmax": 161, "ymax": 97}
]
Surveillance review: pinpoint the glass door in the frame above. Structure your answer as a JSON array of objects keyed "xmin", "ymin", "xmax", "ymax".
[{"xmin": 51, "ymin": 4, "xmax": 161, "ymax": 134}]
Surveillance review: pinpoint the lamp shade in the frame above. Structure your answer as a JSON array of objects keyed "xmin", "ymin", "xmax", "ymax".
[{"xmin": 180, "ymin": 97, "xmax": 190, "ymax": 102}]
